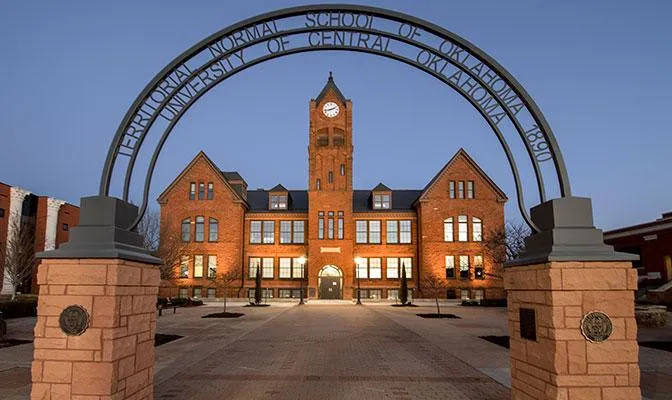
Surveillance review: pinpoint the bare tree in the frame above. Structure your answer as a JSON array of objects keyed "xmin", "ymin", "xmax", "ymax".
[
  {"xmin": 2, "ymin": 217, "xmax": 37, "ymax": 300},
  {"xmin": 212, "ymin": 270, "xmax": 239, "ymax": 313},
  {"xmin": 481, "ymin": 220, "xmax": 530, "ymax": 267},
  {"xmin": 421, "ymin": 271, "xmax": 448, "ymax": 316},
  {"xmin": 136, "ymin": 209, "xmax": 187, "ymax": 282}
]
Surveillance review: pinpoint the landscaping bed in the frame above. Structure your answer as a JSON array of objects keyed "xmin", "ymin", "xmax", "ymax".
[
  {"xmin": 154, "ymin": 333, "xmax": 183, "ymax": 347},
  {"xmin": 202, "ymin": 312, "xmax": 245, "ymax": 318},
  {"xmin": 416, "ymin": 313, "xmax": 461, "ymax": 319}
]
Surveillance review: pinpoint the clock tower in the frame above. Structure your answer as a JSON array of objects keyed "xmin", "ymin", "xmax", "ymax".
[{"xmin": 307, "ymin": 73, "xmax": 354, "ymax": 298}]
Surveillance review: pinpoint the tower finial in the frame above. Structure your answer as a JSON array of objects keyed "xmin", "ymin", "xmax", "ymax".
[{"xmin": 329, "ymin": 71, "xmax": 333, "ymax": 80}]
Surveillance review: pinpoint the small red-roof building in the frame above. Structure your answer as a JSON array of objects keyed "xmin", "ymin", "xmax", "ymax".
[{"xmin": 158, "ymin": 75, "xmax": 507, "ymax": 301}]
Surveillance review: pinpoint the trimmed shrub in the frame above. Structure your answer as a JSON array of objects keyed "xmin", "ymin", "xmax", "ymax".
[{"xmin": 0, "ymin": 298, "xmax": 38, "ymax": 319}]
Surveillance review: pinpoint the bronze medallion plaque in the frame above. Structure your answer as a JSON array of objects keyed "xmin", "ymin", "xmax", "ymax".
[
  {"xmin": 581, "ymin": 311, "xmax": 613, "ymax": 342},
  {"xmin": 59, "ymin": 305, "xmax": 90, "ymax": 336}
]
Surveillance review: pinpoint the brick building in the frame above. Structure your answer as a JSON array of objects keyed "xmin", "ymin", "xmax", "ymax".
[
  {"xmin": 0, "ymin": 182, "xmax": 79, "ymax": 294},
  {"xmin": 158, "ymin": 75, "xmax": 507, "ymax": 301}
]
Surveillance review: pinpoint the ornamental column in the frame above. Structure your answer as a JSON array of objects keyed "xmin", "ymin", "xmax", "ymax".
[
  {"xmin": 44, "ymin": 198, "xmax": 66, "ymax": 251},
  {"xmin": 1, "ymin": 187, "xmax": 30, "ymax": 295},
  {"xmin": 505, "ymin": 197, "xmax": 641, "ymax": 400},
  {"xmin": 31, "ymin": 196, "xmax": 162, "ymax": 399}
]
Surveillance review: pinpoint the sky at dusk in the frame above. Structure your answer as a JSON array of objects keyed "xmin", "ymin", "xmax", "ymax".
[{"xmin": 0, "ymin": 0, "xmax": 670, "ymax": 231}]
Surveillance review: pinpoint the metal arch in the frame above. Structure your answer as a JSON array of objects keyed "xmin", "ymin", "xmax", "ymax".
[
  {"xmin": 129, "ymin": 45, "xmax": 539, "ymax": 232},
  {"xmin": 100, "ymin": 4, "xmax": 573, "ymax": 231}
]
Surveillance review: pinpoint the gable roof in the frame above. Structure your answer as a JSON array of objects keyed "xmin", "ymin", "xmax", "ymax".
[
  {"xmin": 247, "ymin": 190, "xmax": 308, "ymax": 212},
  {"xmin": 418, "ymin": 148, "xmax": 507, "ymax": 202},
  {"xmin": 269, "ymin": 184, "xmax": 288, "ymax": 192},
  {"xmin": 314, "ymin": 72, "xmax": 347, "ymax": 105},
  {"xmin": 157, "ymin": 151, "xmax": 247, "ymax": 205},
  {"xmin": 353, "ymin": 190, "xmax": 422, "ymax": 212},
  {"xmin": 372, "ymin": 182, "xmax": 391, "ymax": 192}
]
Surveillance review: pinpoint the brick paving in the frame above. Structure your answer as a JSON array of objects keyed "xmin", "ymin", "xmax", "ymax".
[{"xmin": 154, "ymin": 305, "xmax": 510, "ymax": 400}]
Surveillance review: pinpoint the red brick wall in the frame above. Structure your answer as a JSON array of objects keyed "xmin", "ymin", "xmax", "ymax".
[
  {"xmin": 0, "ymin": 183, "xmax": 10, "ymax": 289},
  {"xmin": 605, "ymin": 227, "xmax": 672, "ymax": 283},
  {"xmin": 56, "ymin": 203, "xmax": 79, "ymax": 248},
  {"xmin": 417, "ymin": 154, "xmax": 506, "ymax": 299},
  {"xmin": 158, "ymin": 155, "xmax": 246, "ymax": 297}
]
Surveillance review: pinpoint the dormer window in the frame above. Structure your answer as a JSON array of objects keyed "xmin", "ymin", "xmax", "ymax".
[
  {"xmin": 270, "ymin": 194, "xmax": 288, "ymax": 210},
  {"xmin": 373, "ymin": 194, "xmax": 391, "ymax": 209}
]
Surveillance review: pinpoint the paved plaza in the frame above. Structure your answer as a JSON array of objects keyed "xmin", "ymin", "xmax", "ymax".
[{"xmin": 1, "ymin": 302, "xmax": 671, "ymax": 399}]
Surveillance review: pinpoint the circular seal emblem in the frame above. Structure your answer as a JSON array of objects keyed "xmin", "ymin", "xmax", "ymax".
[
  {"xmin": 59, "ymin": 305, "xmax": 90, "ymax": 336},
  {"xmin": 581, "ymin": 311, "xmax": 613, "ymax": 343}
]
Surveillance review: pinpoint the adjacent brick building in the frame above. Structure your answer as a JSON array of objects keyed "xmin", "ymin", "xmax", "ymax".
[
  {"xmin": 158, "ymin": 75, "xmax": 507, "ymax": 301},
  {"xmin": 0, "ymin": 181, "xmax": 79, "ymax": 295}
]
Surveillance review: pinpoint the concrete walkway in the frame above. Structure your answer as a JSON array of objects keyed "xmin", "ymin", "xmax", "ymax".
[{"xmin": 154, "ymin": 304, "xmax": 510, "ymax": 400}]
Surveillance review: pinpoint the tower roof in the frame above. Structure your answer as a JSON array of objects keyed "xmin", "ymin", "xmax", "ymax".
[{"xmin": 314, "ymin": 72, "xmax": 348, "ymax": 105}]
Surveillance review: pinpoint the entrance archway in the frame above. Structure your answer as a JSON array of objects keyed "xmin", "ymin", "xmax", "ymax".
[
  {"xmin": 318, "ymin": 265, "xmax": 342, "ymax": 299},
  {"xmin": 97, "ymin": 4, "xmax": 576, "ymax": 233}
]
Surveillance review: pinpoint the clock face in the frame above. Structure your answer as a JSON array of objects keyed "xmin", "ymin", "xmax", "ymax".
[{"xmin": 322, "ymin": 102, "xmax": 340, "ymax": 118}]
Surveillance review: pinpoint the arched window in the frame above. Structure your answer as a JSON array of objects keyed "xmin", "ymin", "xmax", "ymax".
[
  {"xmin": 181, "ymin": 218, "xmax": 191, "ymax": 242},
  {"xmin": 443, "ymin": 218, "xmax": 453, "ymax": 242},
  {"xmin": 209, "ymin": 218, "xmax": 218, "ymax": 242},
  {"xmin": 195, "ymin": 216, "xmax": 205, "ymax": 242},
  {"xmin": 472, "ymin": 217, "xmax": 482, "ymax": 242}
]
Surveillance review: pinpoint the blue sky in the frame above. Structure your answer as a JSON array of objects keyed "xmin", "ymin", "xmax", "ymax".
[{"xmin": 0, "ymin": 0, "xmax": 670, "ymax": 230}]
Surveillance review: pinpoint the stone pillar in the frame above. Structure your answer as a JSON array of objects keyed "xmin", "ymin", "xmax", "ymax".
[
  {"xmin": 31, "ymin": 259, "xmax": 160, "ymax": 399},
  {"xmin": 505, "ymin": 197, "xmax": 640, "ymax": 400},
  {"xmin": 44, "ymin": 198, "xmax": 65, "ymax": 251},
  {"xmin": 31, "ymin": 196, "xmax": 162, "ymax": 399},
  {"xmin": 1, "ymin": 187, "xmax": 30, "ymax": 294}
]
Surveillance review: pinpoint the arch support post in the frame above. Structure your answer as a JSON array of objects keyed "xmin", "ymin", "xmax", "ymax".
[
  {"xmin": 504, "ymin": 197, "xmax": 641, "ymax": 399},
  {"xmin": 31, "ymin": 196, "xmax": 162, "ymax": 399}
]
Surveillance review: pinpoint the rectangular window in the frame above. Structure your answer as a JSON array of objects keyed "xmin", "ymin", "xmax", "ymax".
[
  {"xmin": 328, "ymin": 211, "xmax": 334, "ymax": 239},
  {"xmin": 178, "ymin": 287, "xmax": 189, "ymax": 298},
  {"xmin": 328, "ymin": 171, "xmax": 333, "ymax": 183},
  {"xmin": 270, "ymin": 195, "xmax": 288, "ymax": 210},
  {"xmin": 367, "ymin": 289, "xmax": 382, "ymax": 299},
  {"xmin": 467, "ymin": 181, "xmax": 474, "ymax": 199},
  {"xmin": 369, "ymin": 220, "xmax": 381, "ymax": 244},
  {"xmin": 458, "ymin": 181, "xmax": 464, "ymax": 199},
  {"xmin": 373, "ymin": 194, "xmax": 391, "ymax": 209},
  {"xmin": 195, "ymin": 216, "xmax": 205, "ymax": 242},
  {"xmin": 369, "ymin": 258, "xmax": 382, "ymax": 279},
  {"xmin": 194, "ymin": 255, "xmax": 203, "ymax": 278},
  {"xmin": 474, "ymin": 255, "xmax": 484, "ymax": 279},
  {"xmin": 387, "ymin": 258, "xmax": 399, "ymax": 279},
  {"xmin": 337, "ymin": 212, "xmax": 344, "ymax": 239},
  {"xmin": 386, "ymin": 220, "xmax": 398, "ymax": 244},
  {"xmin": 458, "ymin": 215, "xmax": 468, "ymax": 242},
  {"xmin": 400, "ymin": 220, "xmax": 411, "ymax": 243},
  {"xmin": 208, "ymin": 255, "xmax": 217, "ymax": 278},
  {"xmin": 179, "ymin": 256, "xmax": 189, "ymax": 278},
  {"xmin": 209, "ymin": 218, "xmax": 218, "ymax": 242},
  {"xmin": 293, "ymin": 221, "xmax": 305, "ymax": 243},
  {"xmin": 0, "ymin": 208, "xmax": 4, "ymax": 218},
  {"xmin": 262, "ymin": 257, "xmax": 274, "ymax": 278},
  {"xmin": 449, "ymin": 181, "xmax": 455, "ymax": 199},
  {"xmin": 182, "ymin": 219, "xmax": 191, "ymax": 242},
  {"xmin": 318, "ymin": 212, "xmax": 325, "ymax": 240},
  {"xmin": 333, "ymin": 135, "xmax": 344, "ymax": 146},
  {"xmin": 193, "ymin": 287, "xmax": 202, "ymax": 298},
  {"xmin": 316, "ymin": 179, "xmax": 321, "ymax": 190},
  {"xmin": 280, "ymin": 221, "xmax": 292, "ymax": 244},
  {"xmin": 189, "ymin": 182, "xmax": 196, "ymax": 200},
  {"xmin": 293, "ymin": 257, "xmax": 304, "ymax": 278},
  {"xmin": 317, "ymin": 134, "xmax": 328, "ymax": 146},
  {"xmin": 207, "ymin": 288, "xmax": 216, "ymax": 298},
  {"xmin": 248, "ymin": 288, "xmax": 273, "ymax": 299},
  {"xmin": 340, "ymin": 164, "xmax": 345, "ymax": 176},
  {"xmin": 461, "ymin": 289, "xmax": 470, "ymax": 300},
  {"xmin": 262, "ymin": 221, "xmax": 275, "ymax": 244},
  {"xmin": 249, "ymin": 257, "xmax": 261, "ymax": 278},
  {"xmin": 387, "ymin": 289, "xmax": 399, "ymax": 300},
  {"xmin": 250, "ymin": 221, "xmax": 262, "ymax": 244},
  {"xmin": 400, "ymin": 257, "xmax": 412, "ymax": 278},
  {"xmin": 474, "ymin": 289, "xmax": 484, "ymax": 300},
  {"xmin": 62, "ymin": 223, "xmax": 69, "ymax": 231},
  {"xmin": 356, "ymin": 258, "xmax": 368, "ymax": 279},
  {"xmin": 472, "ymin": 217, "xmax": 482, "ymax": 242},
  {"xmin": 279, "ymin": 289, "xmax": 303, "ymax": 298},
  {"xmin": 459, "ymin": 255, "xmax": 469, "ymax": 279},
  {"xmin": 444, "ymin": 218, "xmax": 453, "ymax": 242},
  {"xmin": 445, "ymin": 255, "xmax": 455, "ymax": 278},
  {"xmin": 198, "ymin": 182, "xmax": 205, "ymax": 200},
  {"xmin": 279, "ymin": 257, "xmax": 292, "ymax": 278},
  {"xmin": 356, "ymin": 220, "xmax": 367, "ymax": 243},
  {"xmin": 207, "ymin": 182, "xmax": 214, "ymax": 200}
]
